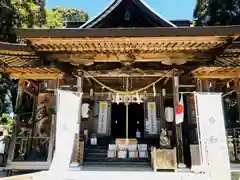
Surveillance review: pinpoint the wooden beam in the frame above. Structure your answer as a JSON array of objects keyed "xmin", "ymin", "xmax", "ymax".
[
  {"xmin": 55, "ymin": 53, "xmax": 208, "ymax": 65},
  {"xmin": 84, "ymin": 70, "xmax": 173, "ymax": 78},
  {"xmin": 194, "ymin": 75, "xmax": 240, "ymax": 79},
  {"xmin": 9, "ymin": 73, "xmax": 65, "ymax": 80}
]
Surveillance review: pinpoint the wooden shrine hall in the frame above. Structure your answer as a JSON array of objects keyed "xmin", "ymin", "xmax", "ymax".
[{"xmin": 0, "ymin": 0, "xmax": 239, "ymax": 178}]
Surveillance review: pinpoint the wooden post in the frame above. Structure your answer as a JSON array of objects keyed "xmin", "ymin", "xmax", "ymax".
[
  {"xmin": 7, "ymin": 80, "xmax": 24, "ymax": 162},
  {"xmin": 125, "ymin": 77, "xmax": 129, "ymax": 141},
  {"xmin": 71, "ymin": 71, "xmax": 83, "ymax": 164},
  {"xmin": 235, "ymin": 79, "xmax": 240, "ymax": 123},
  {"xmin": 172, "ymin": 70, "xmax": 185, "ymax": 167}
]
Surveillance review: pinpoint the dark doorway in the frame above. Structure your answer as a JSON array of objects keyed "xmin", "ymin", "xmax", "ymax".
[
  {"xmin": 128, "ymin": 103, "xmax": 144, "ymax": 138},
  {"xmin": 111, "ymin": 103, "xmax": 126, "ymax": 138}
]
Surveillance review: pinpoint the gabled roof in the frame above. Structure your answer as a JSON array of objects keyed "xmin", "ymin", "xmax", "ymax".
[{"xmin": 80, "ymin": 0, "xmax": 176, "ymax": 28}]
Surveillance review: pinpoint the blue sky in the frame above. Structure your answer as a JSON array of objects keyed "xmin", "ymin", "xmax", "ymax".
[{"xmin": 46, "ymin": 0, "xmax": 196, "ymax": 21}]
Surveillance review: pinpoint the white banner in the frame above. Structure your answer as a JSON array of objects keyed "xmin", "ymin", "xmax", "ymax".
[
  {"xmin": 97, "ymin": 101, "xmax": 108, "ymax": 134},
  {"xmin": 147, "ymin": 102, "xmax": 157, "ymax": 134},
  {"xmin": 50, "ymin": 90, "xmax": 81, "ymax": 173},
  {"xmin": 196, "ymin": 93, "xmax": 231, "ymax": 180}
]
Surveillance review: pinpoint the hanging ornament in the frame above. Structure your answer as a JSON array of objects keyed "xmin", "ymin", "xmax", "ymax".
[
  {"xmin": 144, "ymin": 90, "xmax": 148, "ymax": 100},
  {"xmin": 90, "ymin": 88, "xmax": 94, "ymax": 97},
  {"xmin": 101, "ymin": 86, "xmax": 104, "ymax": 97},
  {"xmin": 26, "ymin": 81, "xmax": 30, "ymax": 88},
  {"xmin": 174, "ymin": 76, "xmax": 179, "ymax": 87},
  {"xmin": 153, "ymin": 84, "xmax": 156, "ymax": 97},
  {"xmin": 136, "ymin": 92, "xmax": 141, "ymax": 104},
  {"xmin": 107, "ymin": 92, "xmax": 111, "ymax": 101},
  {"xmin": 227, "ymin": 82, "xmax": 230, "ymax": 88},
  {"xmin": 162, "ymin": 88, "xmax": 166, "ymax": 97},
  {"xmin": 209, "ymin": 81, "xmax": 212, "ymax": 88},
  {"xmin": 116, "ymin": 93, "xmax": 120, "ymax": 105}
]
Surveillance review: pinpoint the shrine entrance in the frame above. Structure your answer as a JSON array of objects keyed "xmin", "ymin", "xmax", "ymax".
[
  {"xmin": 111, "ymin": 103, "xmax": 126, "ymax": 138},
  {"xmin": 128, "ymin": 103, "xmax": 144, "ymax": 138},
  {"xmin": 111, "ymin": 103, "xmax": 144, "ymax": 138}
]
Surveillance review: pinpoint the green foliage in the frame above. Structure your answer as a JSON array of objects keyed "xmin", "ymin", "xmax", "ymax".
[
  {"xmin": 194, "ymin": 0, "xmax": 240, "ymax": 25},
  {"xmin": 53, "ymin": 7, "xmax": 89, "ymax": 23},
  {"xmin": 0, "ymin": 0, "xmax": 16, "ymax": 42},
  {"xmin": 0, "ymin": 0, "xmax": 88, "ymax": 30},
  {"xmin": 0, "ymin": 113, "xmax": 14, "ymax": 134},
  {"xmin": 45, "ymin": 8, "xmax": 63, "ymax": 28},
  {"xmin": 12, "ymin": 0, "xmax": 42, "ymax": 28},
  {"xmin": 0, "ymin": 73, "xmax": 18, "ymax": 115},
  {"xmin": 0, "ymin": 113, "xmax": 14, "ymax": 126}
]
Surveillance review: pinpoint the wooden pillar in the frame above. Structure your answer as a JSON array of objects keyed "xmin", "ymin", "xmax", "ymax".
[
  {"xmin": 235, "ymin": 79, "xmax": 240, "ymax": 123},
  {"xmin": 172, "ymin": 70, "xmax": 185, "ymax": 167},
  {"xmin": 7, "ymin": 80, "xmax": 25, "ymax": 162},
  {"xmin": 71, "ymin": 71, "xmax": 83, "ymax": 164}
]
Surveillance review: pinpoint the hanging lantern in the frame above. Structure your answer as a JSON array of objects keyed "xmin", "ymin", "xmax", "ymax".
[{"xmin": 162, "ymin": 88, "xmax": 166, "ymax": 97}]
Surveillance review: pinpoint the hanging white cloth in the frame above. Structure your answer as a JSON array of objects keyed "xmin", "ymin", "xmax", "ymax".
[
  {"xmin": 196, "ymin": 93, "xmax": 231, "ymax": 180},
  {"xmin": 50, "ymin": 90, "xmax": 82, "ymax": 175}
]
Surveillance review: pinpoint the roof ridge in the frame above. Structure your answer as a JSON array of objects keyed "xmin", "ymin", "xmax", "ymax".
[{"xmin": 80, "ymin": 0, "xmax": 176, "ymax": 28}]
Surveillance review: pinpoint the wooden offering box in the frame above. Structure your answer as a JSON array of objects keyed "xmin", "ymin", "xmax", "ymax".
[{"xmin": 151, "ymin": 147, "xmax": 177, "ymax": 172}]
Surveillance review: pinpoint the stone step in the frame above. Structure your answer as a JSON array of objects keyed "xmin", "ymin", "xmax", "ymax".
[
  {"xmin": 84, "ymin": 152, "xmax": 107, "ymax": 157},
  {"xmin": 83, "ymin": 160, "xmax": 151, "ymax": 166},
  {"xmin": 84, "ymin": 157, "xmax": 149, "ymax": 163}
]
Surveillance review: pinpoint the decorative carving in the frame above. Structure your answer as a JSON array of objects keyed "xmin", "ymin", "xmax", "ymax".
[
  {"xmin": 35, "ymin": 93, "xmax": 54, "ymax": 138},
  {"xmin": 160, "ymin": 128, "xmax": 171, "ymax": 148}
]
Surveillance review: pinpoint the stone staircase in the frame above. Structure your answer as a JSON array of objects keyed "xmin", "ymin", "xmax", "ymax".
[{"xmin": 82, "ymin": 137, "xmax": 153, "ymax": 170}]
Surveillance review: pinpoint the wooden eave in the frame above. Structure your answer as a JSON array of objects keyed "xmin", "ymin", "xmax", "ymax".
[
  {"xmin": 29, "ymin": 36, "xmax": 227, "ymax": 52},
  {"xmin": 0, "ymin": 67, "xmax": 65, "ymax": 79},
  {"xmin": 0, "ymin": 41, "xmax": 40, "ymax": 67},
  {"xmin": 15, "ymin": 26, "xmax": 240, "ymax": 38},
  {"xmin": 0, "ymin": 41, "xmax": 34, "ymax": 55},
  {"xmin": 0, "ymin": 54, "xmax": 40, "ymax": 67},
  {"xmin": 215, "ymin": 40, "xmax": 240, "ymax": 66},
  {"xmin": 191, "ymin": 67, "xmax": 240, "ymax": 79},
  {"xmin": 25, "ymin": 36, "xmax": 229, "ymax": 65}
]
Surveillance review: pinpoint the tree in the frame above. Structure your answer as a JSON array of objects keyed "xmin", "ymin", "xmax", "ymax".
[
  {"xmin": 0, "ymin": 1, "xmax": 89, "ymax": 117},
  {"xmin": 45, "ymin": 8, "xmax": 64, "ymax": 28},
  {"xmin": 194, "ymin": 0, "xmax": 240, "ymax": 26},
  {"xmin": 0, "ymin": 0, "xmax": 16, "ymax": 42},
  {"xmin": 53, "ymin": 7, "xmax": 89, "ymax": 24},
  {"xmin": 0, "ymin": 73, "xmax": 18, "ymax": 115}
]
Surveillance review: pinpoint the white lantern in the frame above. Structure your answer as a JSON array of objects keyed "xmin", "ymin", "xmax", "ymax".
[
  {"xmin": 162, "ymin": 88, "xmax": 166, "ymax": 97},
  {"xmin": 165, "ymin": 107, "xmax": 174, "ymax": 122},
  {"xmin": 82, "ymin": 103, "xmax": 90, "ymax": 118}
]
